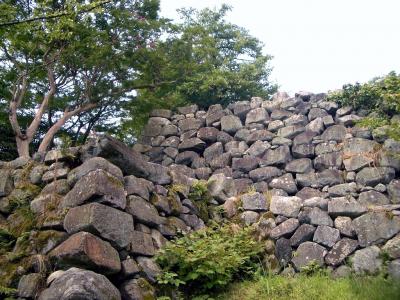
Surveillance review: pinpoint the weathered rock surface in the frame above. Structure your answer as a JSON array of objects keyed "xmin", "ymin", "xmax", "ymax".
[
  {"xmin": 291, "ymin": 242, "xmax": 327, "ymax": 271},
  {"xmin": 270, "ymin": 196, "xmax": 302, "ymax": 218},
  {"xmin": 64, "ymin": 202, "xmax": 134, "ymax": 249},
  {"xmin": 62, "ymin": 169, "xmax": 126, "ymax": 209},
  {"xmin": 49, "ymin": 232, "xmax": 121, "ymax": 274},
  {"xmin": 38, "ymin": 268, "xmax": 121, "ymax": 300},
  {"xmin": 352, "ymin": 246, "xmax": 382, "ymax": 274},
  {"xmin": 353, "ymin": 212, "xmax": 400, "ymax": 247}
]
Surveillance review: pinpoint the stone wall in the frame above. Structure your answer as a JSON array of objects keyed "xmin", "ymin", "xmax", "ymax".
[
  {"xmin": 1, "ymin": 91, "xmax": 400, "ymax": 299},
  {"xmin": 0, "ymin": 136, "xmax": 206, "ymax": 299},
  {"xmin": 135, "ymin": 91, "xmax": 400, "ymax": 277}
]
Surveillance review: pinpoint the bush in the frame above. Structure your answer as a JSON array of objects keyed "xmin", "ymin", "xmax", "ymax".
[
  {"xmin": 328, "ymin": 71, "xmax": 400, "ymax": 115},
  {"xmin": 329, "ymin": 71, "xmax": 400, "ymax": 141},
  {"xmin": 155, "ymin": 223, "xmax": 263, "ymax": 295}
]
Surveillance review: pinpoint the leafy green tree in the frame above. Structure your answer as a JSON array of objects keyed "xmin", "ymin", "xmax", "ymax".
[
  {"xmin": 122, "ymin": 5, "xmax": 276, "ymax": 136},
  {"xmin": 0, "ymin": 0, "xmax": 165, "ymax": 157}
]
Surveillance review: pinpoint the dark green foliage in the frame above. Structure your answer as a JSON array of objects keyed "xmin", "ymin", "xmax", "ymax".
[
  {"xmin": 329, "ymin": 72, "xmax": 400, "ymax": 141},
  {"xmin": 328, "ymin": 71, "xmax": 400, "ymax": 115},
  {"xmin": 188, "ymin": 180, "xmax": 211, "ymax": 223},
  {"xmin": 0, "ymin": 229, "xmax": 16, "ymax": 252},
  {"xmin": 122, "ymin": 5, "xmax": 276, "ymax": 136},
  {"xmin": 0, "ymin": 0, "xmax": 167, "ymax": 154},
  {"xmin": 155, "ymin": 224, "xmax": 263, "ymax": 295}
]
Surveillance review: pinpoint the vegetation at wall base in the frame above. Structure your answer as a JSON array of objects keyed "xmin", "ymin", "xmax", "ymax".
[
  {"xmin": 155, "ymin": 223, "xmax": 263, "ymax": 298},
  {"xmin": 214, "ymin": 273, "xmax": 400, "ymax": 300}
]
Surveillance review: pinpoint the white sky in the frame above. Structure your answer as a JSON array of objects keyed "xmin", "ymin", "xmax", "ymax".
[{"xmin": 160, "ymin": 0, "xmax": 400, "ymax": 94}]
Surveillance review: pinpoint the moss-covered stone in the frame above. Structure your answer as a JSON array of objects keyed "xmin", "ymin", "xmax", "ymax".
[
  {"xmin": 7, "ymin": 206, "xmax": 36, "ymax": 237},
  {"xmin": 0, "ymin": 183, "xmax": 40, "ymax": 214}
]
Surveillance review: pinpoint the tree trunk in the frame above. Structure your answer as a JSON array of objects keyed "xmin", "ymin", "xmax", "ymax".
[
  {"xmin": 16, "ymin": 137, "xmax": 30, "ymax": 157},
  {"xmin": 37, "ymin": 103, "xmax": 98, "ymax": 153}
]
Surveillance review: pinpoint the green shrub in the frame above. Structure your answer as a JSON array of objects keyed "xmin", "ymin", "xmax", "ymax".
[
  {"xmin": 155, "ymin": 223, "xmax": 263, "ymax": 295},
  {"xmin": 328, "ymin": 71, "xmax": 400, "ymax": 115},
  {"xmin": 329, "ymin": 71, "xmax": 400, "ymax": 141},
  {"xmin": 189, "ymin": 180, "xmax": 209, "ymax": 200}
]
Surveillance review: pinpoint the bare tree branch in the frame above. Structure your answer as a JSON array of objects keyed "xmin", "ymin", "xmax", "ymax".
[
  {"xmin": 8, "ymin": 74, "xmax": 27, "ymax": 138},
  {"xmin": 38, "ymin": 102, "xmax": 98, "ymax": 152}
]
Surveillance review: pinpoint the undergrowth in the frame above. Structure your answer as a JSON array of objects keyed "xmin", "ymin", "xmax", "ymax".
[
  {"xmin": 155, "ymin": 223, "xmax": 263, "ymax": 298},
  {"xmin": 328, "ymin": 71, "xmax": 400, "ymax": 141},
  {"xmin": 215, "ymin": 273, "xmax": 400, "ymax": 300}
]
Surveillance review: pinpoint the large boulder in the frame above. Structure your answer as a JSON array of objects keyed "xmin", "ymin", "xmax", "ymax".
[
  {"xmin": 61, "ymin": 169, "xmax": 126, "ymax": 209},
  {"xmin": 67, "ymin": 157, "xmax": 123, "ymax": 186},
  {"xmin": 270, "ymin": 218, "xmax": 299, "ymax": 239},
  {"xmin": 270, "ymin": 196, "xmax": 302, "ymax": 218},
  {"xmin": 245, "ymin": 107, "xmax": 269, "ymax": 124},
  {"xmin": 126, "ymin": 196, "xmax": 165, "ymax": 227},
  {"xmin": 313, "ymin": 225, "xmax": 340, "ymax": 248},
  {"xmin": 261, "ymin": 145, "xmax": 292, "ymax": 167},
  {"xmin": 241, "ymin": 192, "xmax": 268, "ymax": 211},
  {"xmin": 290, "ymin": 224, "xmax": 316, "ymax": 247},
  {"xmin": 275, "ymin": 238, "xmax": 292, "ymax": 267},
  {"xmin": 130, "ymin": 231, "xmax": 156, "ymax": 257},
  {"xmin": 124, "ymin": 175, "xmax": 154, "ymax": 200},
  {"xmin": 382, "ymin": 234, "xmax": 400, "ymax": 259},
  {"xmin": 120, "ymin": 278, "xmax": 155, "ymax": 300},
  {"xmin": 197, "ymin": 127, "xmax": 220, "ymax": 143},
  {"xmin": 38, "ymin": 268, "xmax": 120, "ymax": 300},
  {"xmin": 328, "ymin": 197, "xmax": 367, "ymax": 218},
  {"xmin": 93, "ymin": 135, "xmax": 170, "ymax": 184},
  {"xmin": 207, "ymin": 173, "xmax": 237, "ymax": 203},
  {"xmin": 18, "ymin": 273, "xmax": 44, "ymax": 299},
  {"xmin": 285, "ymin": 158, "xmax": 313, "ymax": 174},
  {"xmin": 358, "ymin": 190, "xmax": 389, "ymax": 206},
  {"xmin": 351, "ymin": 246, "xmax": 382, "ymax": 274},
  {"xmin": 178, "ymin": 138, "xmax": 206, "ymax": 152},
  {"xmin": 0, "ymin": 169, "xmax": 13, "ymax": 197},
  {"xmin": 334, "ymin": 216, "xmax": 356, "ymax": 237},
  {"xmin": 232, "ymin": 157, "xmax": 260, "ymax": 173},
  {"xmin": 321, "ymin": 125, "xmax": 347, "ymax": 142},
  {"xmin": 356, "ymin": 167, "xmax": 395, "ymax": 186},
  {"xmin": 249, "ymin": 167, "xmax": 283, "ymax": 182},
  {"xmin": 325, "ymin": 238, "xmax": 358, "ymax": 267},
  {"xmin": 64, "ymin": 203, "xmax": 134, "ymax": 249},
  {"xmin": 49, "ymin": 232, "xmax": 121, "ymax": 275},
  {"xmin": 291, "ymin": 242, "xmax": 327, "ymax": 271},
  {"xmin": 221, "ymin": 115, "xmax": 243, "ymax": 134},
  {"xmin": 353, "ymin": 212, "xmax": 400, "ymax": 247},
  {"xmin": 269, "ymin": 173, "xmax": 298, "ymax": 195},
  {"xmin": 388, "ymin": 180, "xmax": 400, "ymax": 204},
  {"xmin": 178, "ymin": 118, "xmax": 203, "ymax": 132}
]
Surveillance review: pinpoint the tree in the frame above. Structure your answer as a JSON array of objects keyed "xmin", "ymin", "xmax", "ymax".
[
  {"xmin": 122, "ymin": 5, "xmax": 276, "ymax": 136},
  {"xmin": 0, "ymin": 0, "xmax": 165, "ymax": 157}
]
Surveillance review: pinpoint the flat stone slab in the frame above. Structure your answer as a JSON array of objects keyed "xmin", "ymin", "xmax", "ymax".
[
  {"xmin": 61, "ymin": 169, "xmax": 126, "ymax": 209},
  {"xmin": 353, "ymin": 212, "xmax": 400, "ymax": 247},
  {"xmin": 49, "ymin": 232, "xmax": 121, "ymax": 275},
  {"xmin": 64, "ymin": 202, "xmax": 134, "ymax": 249},
  {"xmin": 38, "ymin": 268, "xmax": 120, "ymax": 300},
  {"xmin": 270, "ymin": 196, "xmax": 302, "ymax": 218},
  {"xmin": 291, "ymin": 242, "xmax": 327, "ymax": 271}
]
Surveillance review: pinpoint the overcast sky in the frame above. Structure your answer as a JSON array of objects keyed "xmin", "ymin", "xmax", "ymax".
[{"xmin": 160, "ymin": 0, "xmax": 400, "ymax": 94}]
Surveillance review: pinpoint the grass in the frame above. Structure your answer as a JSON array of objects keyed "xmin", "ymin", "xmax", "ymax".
[{"xmin": 214, "ymin": 274, "xmax": 400, "ymax": 300}]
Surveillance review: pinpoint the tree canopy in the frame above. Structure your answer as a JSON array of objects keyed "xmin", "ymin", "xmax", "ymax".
[
  {"xmin": 0, "ymin": 1, "xmax": 276, "ymax": 159},
  {"xmin": 122, "ymin": 5, "xmax": 276, "ymax": 136}
]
